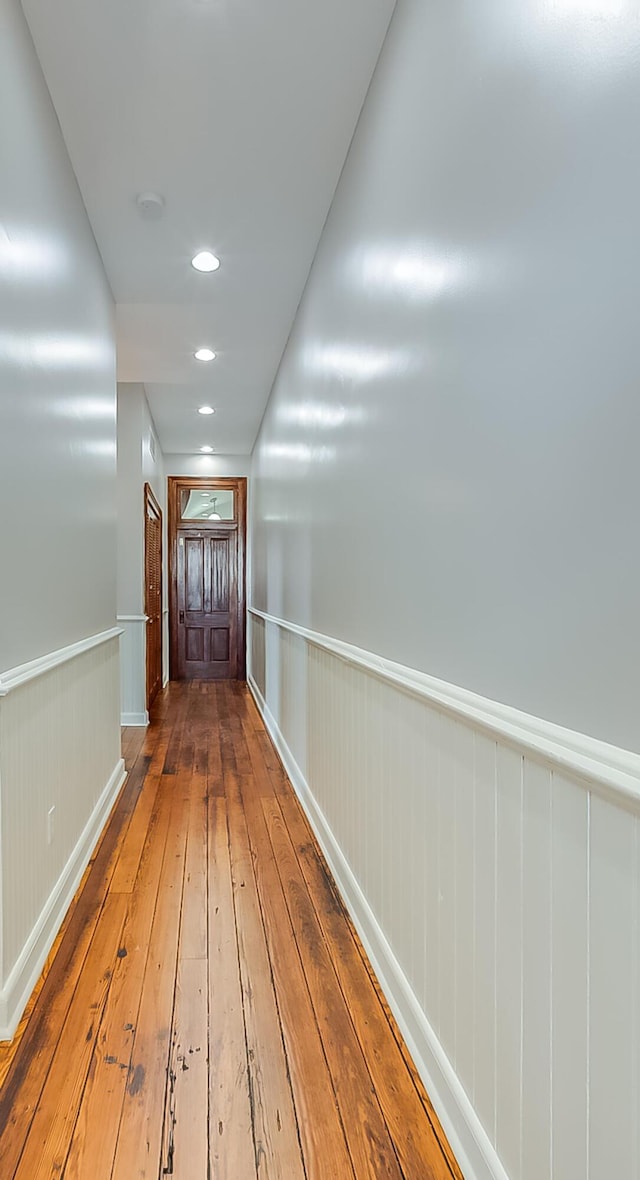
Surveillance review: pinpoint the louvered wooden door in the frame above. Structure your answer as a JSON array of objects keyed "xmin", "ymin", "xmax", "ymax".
[
  {"xmin": 144, "ymin": 484, "xmax": 163, "ymax": 708},
  {"xmin": 175, "ymin": 529, "xmax": 238, "ymax": 679}
]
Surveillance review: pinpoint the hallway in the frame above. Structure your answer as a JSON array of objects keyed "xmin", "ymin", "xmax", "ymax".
[{"xmin": 0, "ymin": 682, "xmax": 460, "ymax": 1179}]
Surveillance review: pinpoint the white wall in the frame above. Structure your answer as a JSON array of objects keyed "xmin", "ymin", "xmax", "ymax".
[
  {"xmin": 117, "ymin": 383, "xmax": 164, "ymax": 614},
  {"xmin": 117, "ymin": 383, "xmax": 165, "ymax": 720},
  {"xmin": 249, "ymin": 1, "xmax": 640, "ymax": 1177},
  {"xmin": 0, "ymin": 0, "xmax": 123, "ymax": 1038},
  {"xmin": 164, "ymin": 453, "xmax": 251, "ymax": 478},
  {"xmin": 251, "ymin": 0, "xmax": 640, "ymax": 755},
  {"xmin": 0, "ymin": 0, "xmax": 117, "ymax": 675}
]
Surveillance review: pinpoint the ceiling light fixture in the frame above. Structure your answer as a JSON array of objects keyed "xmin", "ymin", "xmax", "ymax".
[
  {"xmin": 208, "ymin": 497, "xmax": 222, "ymax": 521},
  {"xmin": 191, "ymin": 251, "xmax": 220, "ymax": 272},
  {"xmin": 136, "ymin": 192, "xmax": 165, "ymax": 219},
  {"xmin": 198, "ymin": 405, "xmax": 215, "ymax": 415},
  {"xmin": 200, "ymin": 445, "xmax": 214, "ymax": 453},
  {"xmin": 195, "ymin": 348, "xmax": 216, "ymax": 362}
]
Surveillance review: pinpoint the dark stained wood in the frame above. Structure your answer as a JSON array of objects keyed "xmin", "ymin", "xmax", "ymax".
[
  {"xmin": 168, "ymin": 476, "xmax": 247, "ymax": 681},
  {"xmin": 178, "ymin": 529, "xmax": 238, "ymax": 677},
  {"xmin": 144, "ymin": 482, "xmax": 163, "ymax": 710},
  {"xmin": 0, "ymin": 682, "xmax": 461, "ymax": 1180}
]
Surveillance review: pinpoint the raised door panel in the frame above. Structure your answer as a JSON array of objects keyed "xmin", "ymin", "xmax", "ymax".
[
  {"xmin": 186, "ymin": 628, "xmax": 205, "ymax": 663},
  {"xmin": 211, "ymin": 539, "xmax": 230, "ymax": 611},
  {"xmin": 185, "ymin": 538, "xmax": 205, "ymax": 612},
  {"xmin": 211, "ymin": 628, "xmax": 230, "ymax": 662}
]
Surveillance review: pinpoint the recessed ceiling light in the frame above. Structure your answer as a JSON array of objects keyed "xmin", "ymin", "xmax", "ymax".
[
  {"xmin": 195, "ymin": 349, "xmax": 216, "ymax": 362},
  {"xmin": 198, "ymin": 405, "xmax": 215, "ymax": 415},
  {"xmin": 191, "ymin": 251, "xmax": 220, "ymax": 272},
  {"xmin": 200, "ymin": 445, "xmax": 214, "ymax": 453}
]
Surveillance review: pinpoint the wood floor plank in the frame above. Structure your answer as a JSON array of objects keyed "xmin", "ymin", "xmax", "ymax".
[
  {"xmin": 167, "ymin": 957, "xmax": 209, "ymax": 1179},
  {"xmin": 122, "ymin": 726, "xmax": 147, "ymax": 772},
  {"xmin": 260, "ymin": 796, "xmax": 404, "ymax": 1180},
  {"xmin": 109, "ymin": 714, "xmax": 174, "ymax": 894},
  {"xmin": 179, "ymin": 758, "xmax": 208, "ymax": 961},
  {"xmin": 277, "ymin": 792, "xmax": 462, "ymax": 1180},
  {"xmin": 229, "ymin": 770, "xmax": 356, "ymax": 1180},
  {"xmin": 225, "ymin": 771, "xmax": 306, "ymax": 1179},
  {"xmin": 64, "ymin": 778, "xmax": 175, "ymax": 1180},
  {"xmin": 108, "ymin": 759, "xmax": 159, "ymax": 894},
  {"xmin": 12, "ymin": 892, "xmax": 128, "ymax": 1180},
  {"xmin": 110, "ymin": 778, "xmax": 190, "ymax": 1179},
  {"xmin": 208, "ymin": 797, "xmax": 256, "ymax": 1180},
  {"xmin": 236, "ymin": 693, "xmax": 290, "ymax": 797},
  {"xmin": 0, "ymin": 769, "xmax": 140, "ymax": 1176}
]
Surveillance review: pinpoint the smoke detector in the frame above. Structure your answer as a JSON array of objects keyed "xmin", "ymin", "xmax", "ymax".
[{"xmin": 136, "ymin": 192, "xmax": 165, "ymax": 219}]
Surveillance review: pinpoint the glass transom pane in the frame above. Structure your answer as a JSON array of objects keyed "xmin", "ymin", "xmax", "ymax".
[{"xmin": 182, "ymin": 489, "xmax": 235, "ymax": 520}]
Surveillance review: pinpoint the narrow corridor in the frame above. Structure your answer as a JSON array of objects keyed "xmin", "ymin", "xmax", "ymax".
[{"xmin": 0, "ymin": 682, "xmax": 460, "ymax": 1179}]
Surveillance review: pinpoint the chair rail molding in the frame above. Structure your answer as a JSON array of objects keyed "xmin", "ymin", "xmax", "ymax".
[
  {"xmin": 0, "ymin": 627, "xmax": 123, "ymax": 697},
  {"xmin": 248, "ymin": 607, "xmax": 640, "ymax": 810}
]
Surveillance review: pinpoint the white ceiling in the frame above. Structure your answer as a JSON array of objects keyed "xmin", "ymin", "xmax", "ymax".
[{"xmin": 21, "ymin": 0, "xmax": 396, "ymax": 455}]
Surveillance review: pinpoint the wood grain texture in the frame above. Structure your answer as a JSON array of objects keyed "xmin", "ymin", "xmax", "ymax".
[
  {"xmin": 0, "ymin": 682, "xmax": 461, "ymax": 1180},
  {"xmin": 13, "ymin": 893, "xmax": 128, "ymax": 1180},
  {"xmin": 208, "ymin": 797, "xmax": 256, "ymax": 1180}
]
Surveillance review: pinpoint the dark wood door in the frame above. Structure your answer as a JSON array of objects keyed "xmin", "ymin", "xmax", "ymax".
[
  {"xmin": 176, "ymin": 528, "xmax": 238, "ymax": 679},
  {"xmin": 169, "ymin": 476, "xmax": 246, "ymax": 681},
  {"xmin": 144, "ymin": 484, "xmax": 162, "ymax": 708}
]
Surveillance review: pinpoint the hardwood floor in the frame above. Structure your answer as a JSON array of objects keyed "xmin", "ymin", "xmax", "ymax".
[{"xmin": 0, "ymin": 681, "xmax": 462, "ymax": 1179}]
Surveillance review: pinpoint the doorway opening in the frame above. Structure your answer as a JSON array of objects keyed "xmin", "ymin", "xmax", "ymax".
[
  {"xmin": 144, "ymin": 483, "xmax": 163, "ymax": 710},
  {"xmin": 168, "ymin": 476, "xmax": 247, "ymax": 681}
]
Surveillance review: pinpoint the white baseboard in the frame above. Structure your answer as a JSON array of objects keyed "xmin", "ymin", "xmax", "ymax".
[
  {"xmin": 248, "ymin": 674, "xmax": 509, "ymax": 1180},
  {"xmin": 120, "ymin": 711, "xmax": 149, "ymax": 727},
  {"xmin": 0, "ymin": 757, "xmax": 127, "ymax": 1041}
]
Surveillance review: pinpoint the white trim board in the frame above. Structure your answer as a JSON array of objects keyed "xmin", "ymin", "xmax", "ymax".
[
  {"xmin": 116, "ymin": 615, "xmax": 148, "ymax": 623},
  {"xmin": 248, "ymin": 607, "xmax": 640, "ymax": 812},
  {"xmin": 0, "ymin": 628, "xmax": 123, "ymax": 697},
  {"xmin": 0, "ymin": 757, "xmax": 126, "ymax": 1041},
  {"xmin": 248, "ymin": 674, "xmax": 508, "ymax": 1180},
  {"xmin": 121, "ymin": 711, "xmax": 149, "ymax": 727}
]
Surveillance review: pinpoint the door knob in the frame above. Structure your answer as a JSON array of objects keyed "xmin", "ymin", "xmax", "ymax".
[{"xmin": 179, "ymin": 610, "xmax": 184, "ymax": 623}]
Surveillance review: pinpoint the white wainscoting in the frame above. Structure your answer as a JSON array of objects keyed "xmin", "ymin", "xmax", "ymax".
[
  {"xmin": 117, "ymin": 614, "xmax": 149, "ymax": 726},
  {"xmin": 0, "ymin": 630, "xmax": 125, "ymax": 1040},
  {"xmin": 248, "ymin": 608, "xmax": 640, "ymax": 1180}
]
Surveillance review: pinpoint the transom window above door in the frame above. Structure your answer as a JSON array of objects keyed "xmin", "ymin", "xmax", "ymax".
[{"xmin": 181, "ymin": 488, "xmax": 235, "ymax": 521}]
